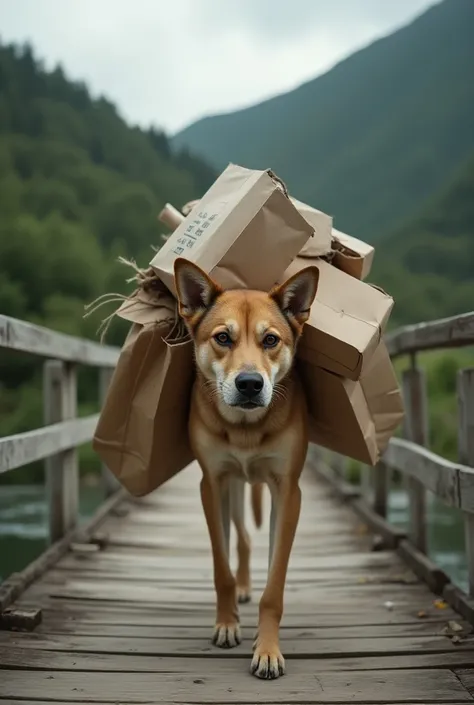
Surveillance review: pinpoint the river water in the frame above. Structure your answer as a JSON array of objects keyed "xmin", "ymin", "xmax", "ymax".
[{"xmin": 0, "ymin": 484, "xmax": 468, "ymax": 591}]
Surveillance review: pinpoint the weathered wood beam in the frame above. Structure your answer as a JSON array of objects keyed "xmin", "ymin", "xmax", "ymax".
[
  {"xmin": 386, "ymin": 311, "xmax": 474, "ymax": 358},
  {"xmin": 384, "ymin": 437, "xmax": 474, "ymax": 511},
  {"xmin": 0, "ymin": 314, "xmax": 119, "ymax": 366},
  {"xmin": 0, "ymin": 415, "xmax": 99, "ymax": 475}
]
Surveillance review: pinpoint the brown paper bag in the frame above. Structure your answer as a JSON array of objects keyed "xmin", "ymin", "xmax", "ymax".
[
  {"xmin": 331, "ymin": 228, "xmax": 375, "ymax": 280},
  {"xmin": 283, "ymin": 258, "xmax": 393, "ymax": 380},
  {"xmin": 91, "ymin": 270, "xmax": 194, "ymax": 497},
  {"xmin": 300, "ymin": 341, "xmax": 404, "ymax": 465},
  {"xmin": 150, "ymin": 163, "xmax": 313, "ymax": 295}
]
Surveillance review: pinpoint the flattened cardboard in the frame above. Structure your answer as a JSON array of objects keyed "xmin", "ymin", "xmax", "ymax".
[
  {"xmin": 284, "ymin": 258, "xmax": 393, "ymax": 381},
  {"xmin": 300, "ymin": 341, "xmax": 404, "ymax": 465},
  {"xmin": 150, "ymin": 163, "xmax": 313, "ymax": 295}
]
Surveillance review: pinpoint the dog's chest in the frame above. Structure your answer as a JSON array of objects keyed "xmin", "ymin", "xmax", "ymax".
[{"xmin": 203, "ymin": 442, "xmax": 285, "ymax": 484}]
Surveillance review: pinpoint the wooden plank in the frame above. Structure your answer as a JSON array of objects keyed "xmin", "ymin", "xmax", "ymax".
[
  {"xmin": 35, "ymin": 604, "xmax": 462, "ymax": 628},
  {"xmin": 22, "ymin": 594, "xmax": 459, "ymax": 621},
  {"xmin": 0, "ymin": 415, "xmax": 99, "ymax": 476},
  {"xmin": 0, "ymin": 668, "xmax": 470, "ymax": 702},
  {"xmin": 456, "ymin": 669, "xmax": 474, "ymax": 697},
  {"xmin": 383, "ymin": 438, "xmax": 474, "ymax": 511},
  {"xmin": 27, "ymin": 577, "xmax": 432, "ymax": 606},
  {"xmin": 1, "ymin": 631, "xmax": 467, "ymax": 658},
  {"xmin": 45, "ymin": 564, "xmax": 420, "ymax": 589},
  {"xmin": 2, "ymin": 649, "xmax": 474, "ymax": 674},
  {"xmin": 35, "ymin": 620, "xmax": 467, "ymax": 640},
  {"xmin": 58, "ymin": 547, "xmax": 403, "ymax": 573},
  {"xmin": 386, "ymin": 311, "xmax": 474, "ymax": 358},
  {"xmin": 0, "ymin": 313, "xmax": 119, "ymax": 366}
]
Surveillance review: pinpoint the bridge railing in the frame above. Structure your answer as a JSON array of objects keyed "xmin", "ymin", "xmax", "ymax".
[
  {"xmin": 311, "ymin": 311, "xmax": 474, "ymax": 621},
  {"xmin": 0, "ymin": 314, "xmax": 120, "ymax": 548}
]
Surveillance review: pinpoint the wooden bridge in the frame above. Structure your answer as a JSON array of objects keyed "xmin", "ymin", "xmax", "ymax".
[{"xmin": 1, "ymin": 310, "xmax": 474, "ymax": 703}]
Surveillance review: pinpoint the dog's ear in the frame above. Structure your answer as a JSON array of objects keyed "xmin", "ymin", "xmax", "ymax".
[
  {"xmin": 174, "ymin": 258, "xmax": 222, "ymax": 325},
  {"xmin": 270, "ymin": 266, "xmax": 319, "ymax": 334}
]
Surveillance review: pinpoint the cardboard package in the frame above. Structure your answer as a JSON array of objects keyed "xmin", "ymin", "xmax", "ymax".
[
  {"xmin": 299, "ymin": 341, "xmax": 404, "ymax": 465},
  {"xmin": 150, "ymin": 163, "xmax": 314, "ymax": 295},
  {"xmin": 92, "ymin": 273, "xmax": 194, "ymax": 497},
  {"xmin": 283, "ymin": 257, "xmax": 393, "ymax": 381},
  {"xmin": 290, "ymin": 197, "xmax": 333, "ymax": 257},
  {"xmin": 331, "ymin": 228, "xmax": 375, "ymax": 281}
]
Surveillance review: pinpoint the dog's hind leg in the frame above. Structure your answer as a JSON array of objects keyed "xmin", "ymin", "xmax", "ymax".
[{"xmin": 230, "ymin": 478, "xmax": 252, "ymax": 604}]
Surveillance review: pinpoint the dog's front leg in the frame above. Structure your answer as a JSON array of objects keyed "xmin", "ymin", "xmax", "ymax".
[
  {"xmin": 200, "ymin": 473, "xmax": 241, "ymax": 648},
  {"xmin": 251, "ymin": 478, "xmax": 301, "ymax": 679}
]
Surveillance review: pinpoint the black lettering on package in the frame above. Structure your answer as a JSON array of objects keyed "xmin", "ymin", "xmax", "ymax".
[{"xmin": 172, "ymin": 210, "xmax": 219, "ymax": 255}]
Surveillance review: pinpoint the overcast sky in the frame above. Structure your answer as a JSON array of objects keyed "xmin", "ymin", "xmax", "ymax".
[{"xmin": 0, "ymin": 0, "xmax": 436, "ymax": 134}]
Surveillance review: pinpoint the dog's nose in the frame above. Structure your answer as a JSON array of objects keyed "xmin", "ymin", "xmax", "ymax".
[{"xmin": 235, "ymin": 372, "xmax": 264, "ymax": 398}]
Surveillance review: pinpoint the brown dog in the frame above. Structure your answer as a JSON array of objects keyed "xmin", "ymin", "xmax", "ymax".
[{"xmin": 174, "ymin": 257, "xmax": 319, "ymax": 679}]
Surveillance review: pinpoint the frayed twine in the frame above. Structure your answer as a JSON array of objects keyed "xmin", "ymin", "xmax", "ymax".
[{"xmin": 84, "ymin": 256, "xmax": 177, "ymax": 343}]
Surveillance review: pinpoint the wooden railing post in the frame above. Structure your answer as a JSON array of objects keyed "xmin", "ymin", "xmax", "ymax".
[
  {"xmin": 99, "ymin": 367, "xmax": 120, "ymax": 497},
  {"xmin": 373, "ymin": 461, "xmax": 388, "ymax": 517},
  {"xmin": 457, "ymin": 368, "xmax": 474, "ymax": 597},
  {"xmin": 43, "ymin": 361, "xmax": 79, "ymax": 543},
  {"xmin": 402, "ymin": 361, "xmax": 429, "ymax": 552}
]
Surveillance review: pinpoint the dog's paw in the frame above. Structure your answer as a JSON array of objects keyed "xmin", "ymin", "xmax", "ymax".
[
  {"xmin": 251, "ymin": 642, "xmax": 285, "ymax": 679},
  {"xmin": 212, "ymin": 622, "xmax": 241, "ymax": 649},
  {"xmin": 236, "ymin": 584, "xmax": 251, "ymax": 604}
]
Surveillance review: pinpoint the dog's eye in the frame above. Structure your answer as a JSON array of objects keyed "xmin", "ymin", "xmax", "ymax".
[
  {"xmin": 263, "ymin": 334, "xmax": 279, "ymax": 348},
  {"xmin": 214, "ymin": 331, "xmax": 232, "ymax": 346}
]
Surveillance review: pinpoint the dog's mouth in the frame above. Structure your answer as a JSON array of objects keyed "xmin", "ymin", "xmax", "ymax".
[
  {"xmin": 234, "ymin": 401, "xmax": 263, "ymax": 410},
  {"xmin": 230, "ymin": 397, "xmax": 266, "ymax": 411}
]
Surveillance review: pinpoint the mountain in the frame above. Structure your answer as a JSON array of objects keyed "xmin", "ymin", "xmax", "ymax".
[
  {"xmin": 173, "ymin": 0, "xmax": 474, "ymax": 242},
  {"xmin": 372, "ymin": 150, "xmax": 474, "ymax": 326}
]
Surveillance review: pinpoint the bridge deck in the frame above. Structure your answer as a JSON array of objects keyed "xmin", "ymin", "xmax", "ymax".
[{"xmin": 1, "ymin": 463, "xmax": 474, "ymax": 703}]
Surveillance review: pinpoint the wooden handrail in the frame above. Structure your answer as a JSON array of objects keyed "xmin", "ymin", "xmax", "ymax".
[
  {"xmin": 0, "ymin": 315, "xmax": 120, "ymax": 544},
  {"xmin": 386, "ymin": 311, "xmax": 474, "ymax": 357},
  {"xmin": 319, "ymin": 308, "xmax": 474, "ymax": 622},
  {"xmin": 0, "ymin": 314, "xmax": 119, "ymax": 365}
]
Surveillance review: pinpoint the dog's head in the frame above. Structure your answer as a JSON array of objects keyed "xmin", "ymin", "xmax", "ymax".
[{"xmin": 174, "ymin": 258, "xmax": 318, "ymax": 420}]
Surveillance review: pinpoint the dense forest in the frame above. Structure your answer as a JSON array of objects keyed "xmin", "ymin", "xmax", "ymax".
[
  {"xmin": 174, "ymin": 0, "xmax": 474, "ymax": 244},
  {"xmin": 372, "ymin": 151, "xmax": 474, "ymax": 327},
  {"xmin": 0, "ymin": 40, "xmax": 216, "ymax": 480}
]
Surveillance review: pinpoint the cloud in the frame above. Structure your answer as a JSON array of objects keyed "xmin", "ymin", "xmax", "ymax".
[{"xmin": 0, "ymin": 0, "xmax": 435, "ymax": 133}]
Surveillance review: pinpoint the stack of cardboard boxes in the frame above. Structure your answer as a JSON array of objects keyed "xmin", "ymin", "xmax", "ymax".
[{"xmin": 93, "ymin": 164, "xmax": 404, "ymax": 496}]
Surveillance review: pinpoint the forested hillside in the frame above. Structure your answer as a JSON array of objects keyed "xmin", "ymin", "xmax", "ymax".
[
  {"xmin": 0, "ymin": 41, "xmax": 216, "ymax": 472},
  {"xmin": 173, "ymin": 0, "xmax": 474, "ymax": 242},
  {"xmin": 372, "ymin": 151, "xmax": 474, "ymax": 327}
]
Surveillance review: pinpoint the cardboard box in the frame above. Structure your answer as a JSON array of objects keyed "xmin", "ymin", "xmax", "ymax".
[
  {"xmin": 150, "ymin": 163, "xmax": 313, "ymax": 296},
  {"xmin": 299, "ymin": 341, "xmax": 404, "ymax": 465},
  {"xmin": 331, "ymin": 228, "xmax": 375, "ymax": 281},
  {"xmin": 290, "ymin": 197, "xmax": 333, "ymax": 257},
  {"xmin": 284, "ymin": 258, "xmax": 393, "ymax": 381}
]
